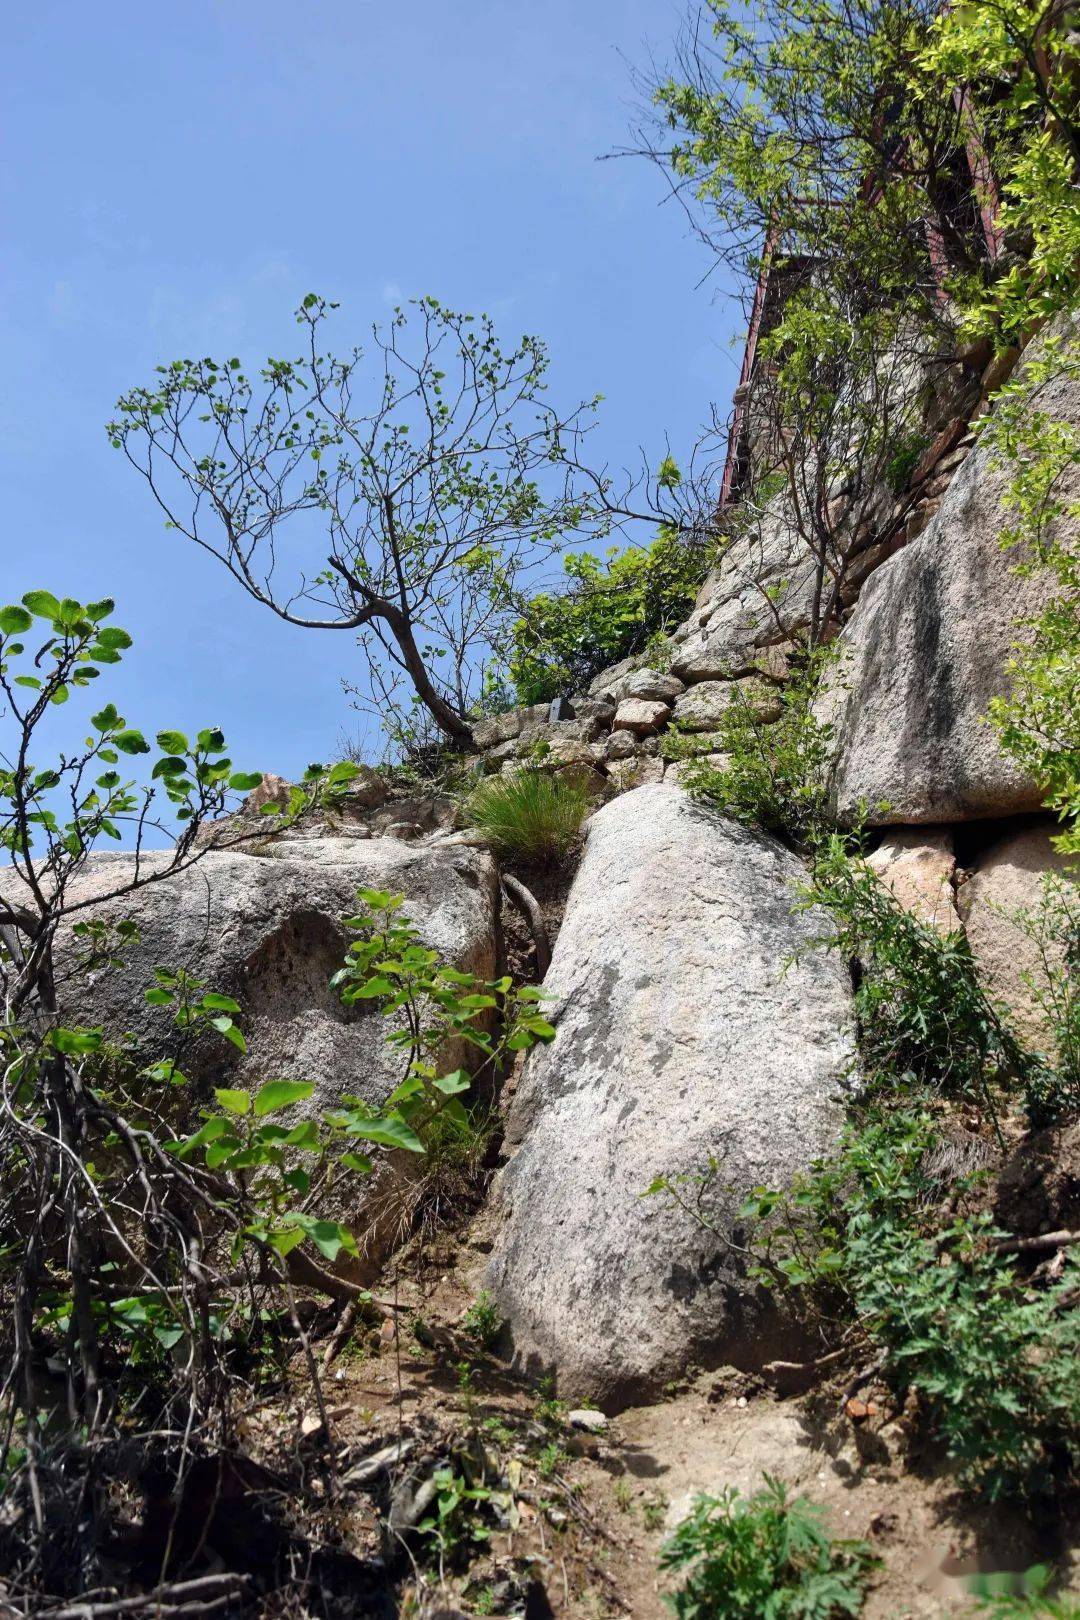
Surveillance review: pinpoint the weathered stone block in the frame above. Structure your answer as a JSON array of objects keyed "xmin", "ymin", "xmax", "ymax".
[
  {"xmin": 613, "ymin": 697, "xmax": 670, "ymax": 735},
  {"xmin": 672, "ymin": 679, "xmax": 782, "ymax": 732}
]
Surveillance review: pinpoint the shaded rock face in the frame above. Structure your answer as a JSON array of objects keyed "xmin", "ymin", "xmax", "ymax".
[
  {"xmin": 817, "ymin": 319, "xmax": 1080, "ymax": 825},
  {"xmin": 485, "ymin": 783, "xmax": 856, "ymax": 1405},
  {"xmin": 37, "ymin": 835, "xmax": 501, "ymax": 1117},
  {"xmin": 958, "ymin": 819, "xmax": 1079, "ymax": 1056}
]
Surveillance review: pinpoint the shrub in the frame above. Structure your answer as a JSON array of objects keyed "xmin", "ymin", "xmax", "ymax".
[
  {"xmin": 0, "ymin": 590, "xmax": 557, "ymax": 1614},
  {"xmin": 508, "ymin": 528, "xmax": 709, "ymax": 705},
  {"xmin": 1006, "ymin": 873, "xmax": 1080, "ymax": 1121},
  {"xmin": 745, "ymin": 1111, "xmax": 1080, "ymax": 1503},
  {"xmin": 467, "ymin": 768, "xmax": 590, "ymax": 861},
  {"xmin": 799, "ymin": 837, "xmax": 1030, "ymax": 1133},
  {"xmin": 978, "ymin": 339, "xmax": 1080, "ymax": 858},
  {"xmin": 667, "ymin": 652, "xmax": 835, "ymax": 848},
  {"xmin": 659, "ymin": 1475, "xmax": 876, "ymax": 1620},
  {"xmin": 800, "ymin": 838, "xmax": 1080, "ymax": 1130},
  {"xmin": 884, "ymin": 429, "xmax": 932, "ymax": 495}
]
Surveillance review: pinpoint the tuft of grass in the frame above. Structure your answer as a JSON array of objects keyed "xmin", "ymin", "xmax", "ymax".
[{"xmin": 467, "ymin": 768, "xmax": 590, "ymax": 862}]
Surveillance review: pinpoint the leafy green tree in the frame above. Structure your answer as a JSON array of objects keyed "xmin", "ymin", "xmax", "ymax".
[
  {"xmin": 642, "ymin": 0, "xmax": 970, "ymax": 313},
  {"xmin": 507, "ymin": 526, "xmax": 709, "ymax": 703},
  {"xmin": 111, "ymin": 296, "xmax": 746, "ymax": 750},
  {"xmin": 634, "ymin": 1, "xmax": 980, "ymax": 650},
  {"xmin": 109, "ymin": 296, "xmax": 617, "ymax": 748},
  {"xmin": 975, "ymin": 334, "xmax": 1080, "ymax": 854},
  {"xmin": 644, "ymin": 0, "xmax": 1080, "ymax": 836},
  {"xmin": 918, "ymin": 0, "xmax": 1080, "ymax": 339}
]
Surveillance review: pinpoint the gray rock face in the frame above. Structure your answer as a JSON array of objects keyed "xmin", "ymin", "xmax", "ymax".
[
  {"xmin": 486, "ymin": 783, "xmax": 856, "ymax": 1404},
  {"xmin": 472, "ymin": 705, "xmax": 548, "ymax": 750},
  {"xmin": 817, "ymin": 320, "xmax": 1079, "ymax": 825},
  {"xmin": 587, "ymin": 653, "xmax": 649, "ymax": 699},
  {"xmin": 32, "ymin": 835, "xmax": 500, "ymax": 1118},
  {"xmin": 670, "ymin": 504, "xmax": 817, "ymax": 683}
]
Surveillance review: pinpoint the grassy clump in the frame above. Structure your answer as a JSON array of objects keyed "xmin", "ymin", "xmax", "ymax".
[
  {"xmin": 660, "ymin": 1475, "xmax": 876, "ymax": 1620},
  {"xmin": 467, "ymin": 768, "xmax": 590, "ymax": 861}
]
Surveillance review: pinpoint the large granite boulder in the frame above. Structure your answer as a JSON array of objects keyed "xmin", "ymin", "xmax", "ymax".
[
  {"xmin": 485, "ymin": 782, "xmax": 856, "ymax": 1405},
  {"xmin": 817, "ymin": 318, "xmax": 1079, "ymax": 825},
  {"xmin": 31, "ymin": 834, "xmax": 500, "ymax": 1116}
]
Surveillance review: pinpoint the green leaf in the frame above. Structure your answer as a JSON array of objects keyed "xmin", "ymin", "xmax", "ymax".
[
  {"xmin": 228, "ymin": 772, "xmax": 263, "ymax": 792},
  {"xmin": 51, "ymin": 1027, "xmax": 104, "ymax": 1055},
  {"xmin": 113, "ymin": 729, "xmax": 150, "ymax": 755},
  {"xmin": 340, "ymin": 1151, "xmax": 373, "ymax": 1174},
  {"xmin": 205, "ymin": 1138, "xmax": 243, "ymax": 1168},
  {"xmin": 264, "ymin": 1225, "xmax": 307, "ymax": 1257},
  {"xmin": 86, "ymin": 598, "xmax": 115, "ymax": 622},
  {"xmin": 214, "ymin": 1088, "xmax": 251, "ymax": 1116},
  {"xmin": 327, "ymin": 761, "xmax": 360, "ymax": 784},
  {"xmin": 253, "ymin": 1078, "xmax": 315, "ymax": 1117},
  {"xmin": 94, "ymin": 626, "xmax": 133, "ymax": 650},
  {"xmin": 91, "ymin": 703, "xmax": 121, "ymax": 732},
  {"xmin": 174, "ymin": 1114, "xmax": 230, "ymax": 1158},
  {"xmin": 282, "ymin": 1215, "xmax": 359, "ymax": 1262},
  {"xmin": 433, "ymin": 1070, "xmax": 471, "ymax": 1095},
  {"xmin": 156, "ymin": 729, "xmax": 189, "ymax": 755},
  {"xmin": 201, "ymin": 992, "xmax": 242, "ymax": 1014},
  {"xmin": 211, "ymin": 1016, "xmax": 247, "ymax": 1053},
  {"xmin": 280, "ymin": 1119, "xmax": 321, "ymax": 1148},
  {"xmin": 343, "ymin": 975, "xmax": 395, "ymax": 1000},
  {"xmin": 357, "ymin": 888, "xmax": 398, "ymax": 910},
  {"xmin": 22, "ymin": 590, "xmax": 62, "ymax": 621},
  {"xmin": 344, "ymin": 1112, "xmax": 424, "ymax": 1154},
  {"xmin": 50, "ymin": 684, "xmax": 70, "ymax": 706},
  {"xmin": 0, "ymin": 605, "xmax": 32, "ymax": 635}
]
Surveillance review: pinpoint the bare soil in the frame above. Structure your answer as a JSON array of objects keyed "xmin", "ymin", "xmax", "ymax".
[{"xmin": 259, "ymin": 1209, "xmax": 1079, "ymax": 1620}]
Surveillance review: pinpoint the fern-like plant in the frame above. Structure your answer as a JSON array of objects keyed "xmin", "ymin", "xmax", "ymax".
[{"xmin": 660, "ymin": 1476, "xmax": 876, "ymax": 1620}]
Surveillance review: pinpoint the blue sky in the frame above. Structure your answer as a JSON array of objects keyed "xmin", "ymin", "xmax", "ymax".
[{"xmin": 2, "ymin": 0, "xmax": 739, "ymax": 780}]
